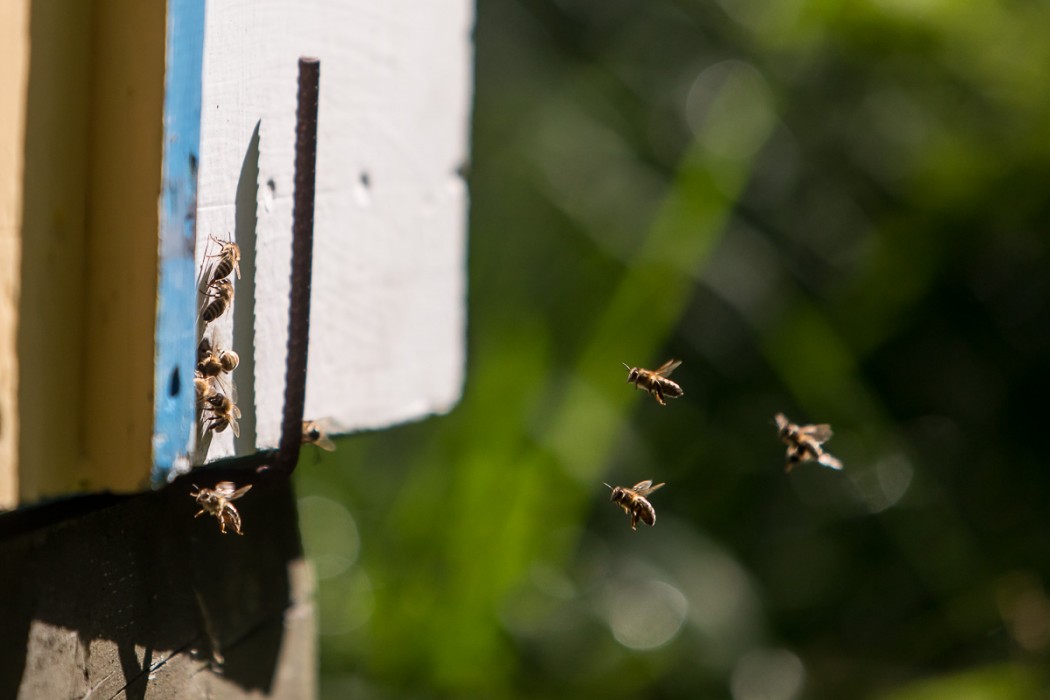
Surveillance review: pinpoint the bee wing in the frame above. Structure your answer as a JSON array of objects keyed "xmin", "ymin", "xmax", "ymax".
[
  {"xmin": 303, "ymin": 418, "xmax": 338, "ymax": 451},
  {"xmin": 631, "ymin": 480, "xmax": 665, "ymax": 497},
  {"xmin": 213, "ymin": 373, "xmax": 238, "ymax": 404},
  {"xmin": 799, "ymin": 424, "xmax": 833, "ymax": 442},
  {"xmin": 818, "ymin": 453, "xmax": 843, "ymax": 470},
  {"xmin": 654, "ymin": 359, "xmax": 682, "ymax": 377},
  {"xmin": 228, "ymin": 484, "xmax": 252, "ymax": 500},
  {"xmin": 214, "ymin": 481, "xmax": 238, "ymax": 497}
]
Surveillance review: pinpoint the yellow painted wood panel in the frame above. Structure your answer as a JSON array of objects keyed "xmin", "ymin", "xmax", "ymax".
[
  {"xmin": 18, "ymin": 2, "xmax": 165, "ymax": 502},
  {"xmin": 80, "ymin": 0, "xmax": 165, "ymax": 493},
  {"xmin": 0, "ymin": 0, "xmax": 29, "ymax": 508},
  {"xmin": 18, "ymin": 0, "xmax": 94, "ymax": 502}
]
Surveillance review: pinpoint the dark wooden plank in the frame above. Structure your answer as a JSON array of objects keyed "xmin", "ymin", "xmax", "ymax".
[{"xmin": 0, "ymin": 475, "xmax": 313, "ymax": 699}]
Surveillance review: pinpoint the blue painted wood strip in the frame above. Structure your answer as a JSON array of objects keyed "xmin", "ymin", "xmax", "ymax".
[{"xmin": 153, "ymin": 0, "xmax": 205, "ymax": 485}]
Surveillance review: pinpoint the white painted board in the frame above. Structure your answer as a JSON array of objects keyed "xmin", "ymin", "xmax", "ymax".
[{"xmin": 194, "ymin": 1, "xmax": 473, "ymax": 461}]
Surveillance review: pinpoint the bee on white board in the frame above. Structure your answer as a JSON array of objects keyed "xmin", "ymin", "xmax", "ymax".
[
  {"xmin": 623, "ymin": 359, "xmax": 684, "ymax": 406},
  {"xmin": 774, "ymin": 412, "xmax": 843, "ymax": 472},
  {"xmin": 605, "ymin": 480, "xmax": 665, "ymax": 530},
  {"xmin": 197, "ymin": 337, "xmax": 239, "ymax": 377},
  {"xmin": 196, "ymin": 337, "xmax": 238, "ymax": 402},
  {"xmin": 190, "ymin": 481, "xmax": 251, "ymax": 535},
  {"xmin": 203, "ymin": 392, "xmax": 241, "ymax": 438},
  {"xmin": 205, "ymin": 234, "xmax": 241, "ymax": 282},
  {"xmin": 202, "ymin": 278, "xmax": 234, "ymax": 324},
  {"xmin": 194, "ymin": 373, "xmax": 217, "ymax": 404}
]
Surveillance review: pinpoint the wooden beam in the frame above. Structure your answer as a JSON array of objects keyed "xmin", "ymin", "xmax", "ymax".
[
  {"xmin": 17, "ymin": 0, "xmax": 94, "ymax": 502},
  {"xmin": 81, "ymin": 0, "xmax": 167, "ymax": 491},
  {"xmin": 18, "ymin": 1, "xmax": 167, "ymax": 500}
]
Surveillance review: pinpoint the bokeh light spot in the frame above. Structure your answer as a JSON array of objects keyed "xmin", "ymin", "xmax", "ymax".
[
  {"xmin": 299, "ymin": 495, "xmax": 360, "ymax": 579},
  {"xmin": 731, "ymin": 648, "xmax": 805, "ymax": 700},
  {"xmin": 603, "ymin": 578, "xmax": 688, "ymax": 651}
]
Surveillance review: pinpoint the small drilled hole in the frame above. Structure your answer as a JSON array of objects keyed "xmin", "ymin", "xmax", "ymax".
[{"xmin": 169, "ymin": 366, "xmax": 181, "ymax": 397}]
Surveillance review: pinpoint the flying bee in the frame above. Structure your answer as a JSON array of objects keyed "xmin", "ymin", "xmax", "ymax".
[
  {"xmin": 302, "ymin": 419, "xmax": 337, "ymax": 452},
  {"xmin": 605, "ymin": 480, "xmax": 665, "ymax": 530},
  {"xmin": 774, "ymin": 413, "xmax": 843, "ymax": 473},
  {"xmin": 206, "ymin": 234, "xmax": 241, "ymax": 282},
  {"xmin": 203, "ymin": 392, "xmax": 241, "ymax": 438},
  {"xmin": 190, "ymin": 481, "xmax": 251, "ymax": 535},
  {"xmin": 623, "ymin": 359, "xmax": 684, "ymax": 406}
]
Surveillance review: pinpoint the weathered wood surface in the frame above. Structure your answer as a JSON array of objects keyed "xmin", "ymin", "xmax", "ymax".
[{"xmin": 0, "ymin": 477, "xmax": 314, "ymax": 699}]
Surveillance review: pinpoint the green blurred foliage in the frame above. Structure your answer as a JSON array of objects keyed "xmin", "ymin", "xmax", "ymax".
[{"xmin": 295, "ymin": 1, "xmax": 1050, "ymax": 697}]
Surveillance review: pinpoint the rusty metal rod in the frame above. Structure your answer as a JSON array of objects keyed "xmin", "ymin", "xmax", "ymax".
[{"xmin": 275, "ymin": 57, "xmax": 320, "ymax": 474}]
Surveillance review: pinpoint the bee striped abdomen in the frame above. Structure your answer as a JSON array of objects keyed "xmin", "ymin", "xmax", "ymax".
[
  {"xmin": 202, "ymin": 279, "xmax": 234, "ymax": 323},
  {"xmin": 608, "ymin": 480, "xmax": 665, "ymax": 530},
  {"xmin": 624, "ymin": 359, "xmax": 684, "ymax": 406}
]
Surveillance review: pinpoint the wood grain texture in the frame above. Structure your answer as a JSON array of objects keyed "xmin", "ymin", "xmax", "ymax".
[
  {"xmin": 195, "ymin": 1, "xmax": 474, "ymax": 461},
  {"xmin": 0, "ymin": 477, "xmax": 314, "ymax": 699}
]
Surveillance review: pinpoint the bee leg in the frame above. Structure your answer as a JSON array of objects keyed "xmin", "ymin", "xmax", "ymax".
[{"xmin": 653, "ymin": 388, "xmax": 666, "ymax": 406}]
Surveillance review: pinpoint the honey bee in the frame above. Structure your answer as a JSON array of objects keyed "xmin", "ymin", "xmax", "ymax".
[
  {"xmin": 302, "ymin": 419, "xmax": 337, "ymax": 452},
  {"xmin": 206, "ymin": 234, "xmax": 241, "ymax": 282},
  {"xmin": 197, "ymin": 338, "xmax": 239, "ymax": 376},
  {"xmin": 774, "ymin": 413, "xmax": 843, "ymax": 472},
  {"xmin": 190, "ymin": 481, "xmax": 251, "ymax": 535},
  {"xmin": 605, "ymin": 480, "xmax": 665, "ymax": 530},
  {"xmin": 623, "ymin": 359, "xmax": 684, "ymax": 406},
  {"xmin": 202, "ymin": 278, "xmax": 234, "ymax": 323},
  {"xmin": 194, "ymin": 372, "xmax": 217, "ymax": 403},
  {"xmin": 203, "ymin": 392, "xmax": 241, "ymax": 438},
  {"xmin": 196, "ymin": 338, "xmax": 238, "ymax": 403}
]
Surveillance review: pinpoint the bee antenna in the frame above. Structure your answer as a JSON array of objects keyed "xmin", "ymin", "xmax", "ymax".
[
  {"xmin": 602, "ymin": 482, "xmax": 613, "ymax": 490},
  {"xmin": 621, "ymin": 363, "xmax": 631, "ymax": 370}
]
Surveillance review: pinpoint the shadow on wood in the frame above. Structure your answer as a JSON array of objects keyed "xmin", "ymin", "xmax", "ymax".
[{"xmin": 0, "ymin": 475, "xmax": 313, "ymax": 698}]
